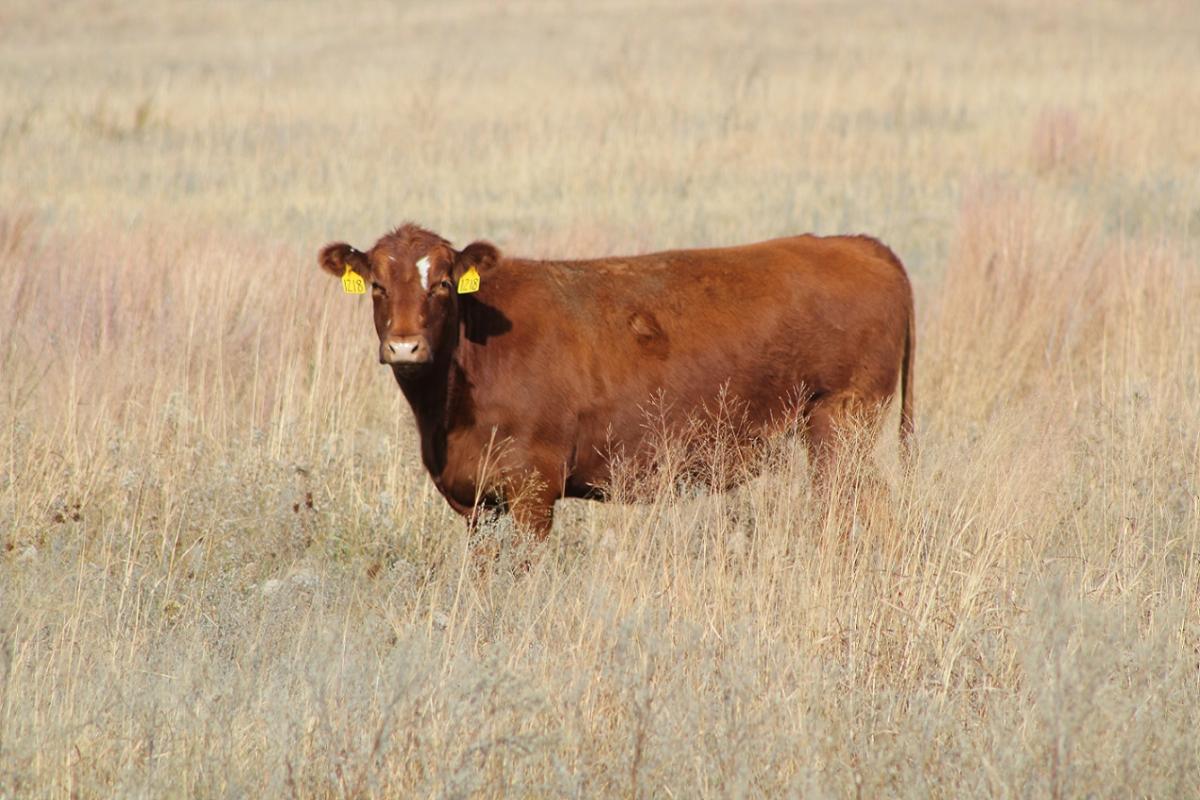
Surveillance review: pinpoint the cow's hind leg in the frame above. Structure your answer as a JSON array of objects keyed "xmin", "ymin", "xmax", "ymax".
[
  {"xmin": 804, "ymin": 394, "xmax": 855, "ymax": 498},
  {"xmin": 805, "ymin": 394, "xmax": 890, "ymax": 535}
]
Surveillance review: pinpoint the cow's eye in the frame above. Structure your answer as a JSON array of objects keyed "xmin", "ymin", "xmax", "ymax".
[
  {"xmin": 438, "ymin": 279, "xmax": 453, "ymax": 291},
  {"xmin": 371, "ymin": 282, "xmax": 386, "ymax": 296}
]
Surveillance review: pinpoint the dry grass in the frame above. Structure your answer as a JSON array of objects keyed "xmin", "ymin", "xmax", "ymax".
[{"xmin": 2, "ymin": 0, "xmax": 1200, "ymax": 796}]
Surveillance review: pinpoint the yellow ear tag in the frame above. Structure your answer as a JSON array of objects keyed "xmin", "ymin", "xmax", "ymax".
[
  {"xmin": 341, "ymin": 264, "xmax": 366, "ymax": 294},
  {"xmin": 456, "ymin": 266, "xmax": 481, "ymax": 294}
]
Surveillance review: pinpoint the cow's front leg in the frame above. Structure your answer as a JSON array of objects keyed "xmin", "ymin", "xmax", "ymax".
[
  {"xmin": 462, "ymin": 463, "xmax": 559, "ymax": 573},
  {"xmin": 447, "ymin": 433, "xmax": 566, "ymax": 564},
  {"xmin": 505, "ymin": 459, "xmax": 562, "ymax": 542}
]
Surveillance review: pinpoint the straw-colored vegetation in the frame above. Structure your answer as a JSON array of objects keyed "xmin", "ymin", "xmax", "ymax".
[{"xmin": 2, "ymin": 1, "xmax": 1199, "ymax": 796}]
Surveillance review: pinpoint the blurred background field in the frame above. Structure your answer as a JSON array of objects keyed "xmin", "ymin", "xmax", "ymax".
[{"xmin": 1, "ymin": 1, "xmax": 1199, "ymax": 796}]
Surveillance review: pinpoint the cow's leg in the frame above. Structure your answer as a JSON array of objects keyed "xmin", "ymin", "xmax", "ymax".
[
  {"xmin": 485, "ymin": 463, "xmax": 557, "ymax": 573},
  {"xmin": 506, "ymin": 463, "xmax": 561, "ymax": 542},
  {"xmin": 511, "ymin": 489, "xmax": 556, "ymax": 542},
  {"xmin": 806, "ymin": 393, "xmax": 893, "ymax": 535},
  {"xmin": 805, "ymin": 395, "xmax": 861, "ymax": 519},
  {"xmin": 459, "ymin": 444, "xmax": 562, "ymax": 570},
  {"xmin": 842, "ymin": 398, "xmax": 896, "ymax": 534},
  {"xmin": 456, "ymin": 498, "xmax": 500, "ymax": 568},
  {"xmin": 804, "ymin": 398, "xmax": 844, "ymax": 497}
]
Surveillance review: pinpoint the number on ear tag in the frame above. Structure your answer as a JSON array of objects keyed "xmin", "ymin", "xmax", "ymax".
[
  {"xmin": 341, "ymin": 264, "xmax": 366, "ymax": 294},
  {"xmin": 457, "ymin": 266, "xmax": 480, "ymax": 294}
]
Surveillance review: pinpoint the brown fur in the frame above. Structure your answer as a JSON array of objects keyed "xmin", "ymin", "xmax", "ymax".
[{"xmin": 319, "ymin": 224, "xmax": 916, "ymax": 539}]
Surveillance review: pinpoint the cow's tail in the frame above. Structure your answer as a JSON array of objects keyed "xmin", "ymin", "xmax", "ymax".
[{"xmin": 899, "ymin": 298, "xmax": 916, "ymax": 469}]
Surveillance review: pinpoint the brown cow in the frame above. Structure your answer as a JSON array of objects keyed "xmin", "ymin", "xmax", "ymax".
[{"xmin": 319, "ymin": 224, "xmax": 914, "ymax": 539}]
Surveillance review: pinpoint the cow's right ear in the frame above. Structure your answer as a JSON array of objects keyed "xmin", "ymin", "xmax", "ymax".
[{"xmin": 318, "ymin": 242, "xmax": 370, "ymax": 279}]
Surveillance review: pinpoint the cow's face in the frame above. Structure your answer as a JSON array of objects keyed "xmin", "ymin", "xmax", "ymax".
[{"xmin": 319, "ymin": 226, "xmax": 458, "ymax": 375}]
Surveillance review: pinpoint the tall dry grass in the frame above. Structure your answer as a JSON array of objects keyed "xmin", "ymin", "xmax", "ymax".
[{"xmin": 2, "ymin": 1, "xmax": 1199, "ymax": 796}]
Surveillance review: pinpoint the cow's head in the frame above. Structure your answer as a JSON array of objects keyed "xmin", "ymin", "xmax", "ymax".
[{"xmin": 318, "ymin": 224, "xmax": 498, "ymax": 376}]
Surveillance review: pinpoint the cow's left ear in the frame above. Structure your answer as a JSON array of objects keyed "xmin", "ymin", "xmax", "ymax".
[{"xmin": 451, "ymin": 241, "xmax": 500, "ymax": 283}]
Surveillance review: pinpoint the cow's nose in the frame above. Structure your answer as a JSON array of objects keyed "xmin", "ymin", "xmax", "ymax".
[{"xmin": 379, "ymin": 335, "xmax": 431, "ymax": 365}]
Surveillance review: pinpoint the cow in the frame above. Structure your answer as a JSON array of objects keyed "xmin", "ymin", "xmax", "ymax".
[{"xmin": 319, "ymin": 224, "xmax": 914, "ymax": 540}]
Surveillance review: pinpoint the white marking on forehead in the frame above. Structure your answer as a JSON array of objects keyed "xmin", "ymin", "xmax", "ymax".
[{"xmin": 416, "ymin": 256, "xmax": 431, "ymax": 288}]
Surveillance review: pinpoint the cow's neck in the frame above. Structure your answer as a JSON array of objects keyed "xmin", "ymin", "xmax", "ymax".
[
  {"xmin": 393, "ymin": 332, "xmax": 472, "ymax": 481},
  {"xmin": 395, "ymin": 358, "xmax": 450, "ymax": 476}
]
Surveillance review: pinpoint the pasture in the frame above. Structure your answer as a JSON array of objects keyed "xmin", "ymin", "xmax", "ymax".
[{"xmin": 2, "ymin": 0, "xmax": 1199, "ymax": 796}]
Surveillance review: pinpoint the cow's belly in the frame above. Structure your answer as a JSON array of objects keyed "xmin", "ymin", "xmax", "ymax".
[
  {"xmin": 431, "ymin": 362, "xmax": 827, "ymax": 509},
  {"xmin": 567, "ymin": 381, "xmax": 794, "ymax": 495}
]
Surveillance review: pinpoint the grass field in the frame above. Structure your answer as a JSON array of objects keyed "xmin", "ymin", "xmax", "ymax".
[{"xmin": 2, "ymin": 0, "xmax": 1199, "ymax": 796}]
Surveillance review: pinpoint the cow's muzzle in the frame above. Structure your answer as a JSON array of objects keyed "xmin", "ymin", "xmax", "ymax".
[{"xmin": 379, "ymin": 335, "xmax": 432, "ymax": 366}]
